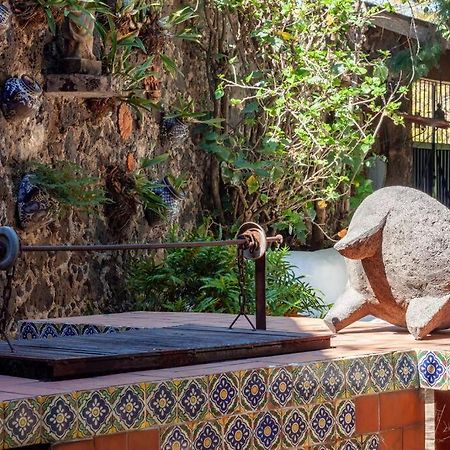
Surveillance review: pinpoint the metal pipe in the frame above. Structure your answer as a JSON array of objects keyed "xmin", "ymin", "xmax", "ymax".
[
  {"xmin": 255, "ymin": 254, "xmax": 266, "ymax": 330},
  {"xmin": 19, "ymin": 236, "xmax": 283, "ymax": 253}
]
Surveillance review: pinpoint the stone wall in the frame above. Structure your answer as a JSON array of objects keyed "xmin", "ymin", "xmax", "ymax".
[{"xmin": 0, "ymin": 7, "xmax": 211, "ymax": 328}]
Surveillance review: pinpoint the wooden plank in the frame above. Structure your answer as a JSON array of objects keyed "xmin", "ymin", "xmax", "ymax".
[{"xmin": 0, "ymin": 325, "xmax": 331, "ymax": 380}]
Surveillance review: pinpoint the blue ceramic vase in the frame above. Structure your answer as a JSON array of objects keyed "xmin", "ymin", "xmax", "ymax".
[
  {"xmin": 1, "ymin": 75, "xmax": 42, "ymax": 121},
  {"xmin": 16, "ymin": 174, "xmax": 55, "ymax": 230},
  {"xmin": 0, "ymin": 3, "xmax": 11, "ymax": 33}
]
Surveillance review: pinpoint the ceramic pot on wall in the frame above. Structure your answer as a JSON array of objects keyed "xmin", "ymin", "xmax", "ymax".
[
  {"xmin": 0, "ymin": 3, "xmax": 11, "ymax": 33},
  {"xmin": 16, "ymin": 174, "xmax": 56, "ymax": 230},
  {"xmin": 1, "ymin": 75, "xmax": 42, "ymax": 121},
  {"xmin": 144, "ymin": 177, "xmax": 184, "ymax": 226},
  {"xmin": 159, "ymin": 115, "xmax": 189, "ymax": 146}
]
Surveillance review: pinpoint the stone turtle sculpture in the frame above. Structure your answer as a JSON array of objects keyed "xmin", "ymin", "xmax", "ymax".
[{"xmin": 324, "ymin": 186, "xmax": 450, "ymax": 339}]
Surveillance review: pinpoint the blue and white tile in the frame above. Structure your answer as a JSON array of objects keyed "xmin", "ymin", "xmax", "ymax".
[
  {"xmin": 240, "ymin": 369, "xmax": 267, "ymax": 412},
  {"xmin": 268, "ymin": 367, "xmax": 294, "ymax": 408},
  {"xmin": 41, "ymin": 394, "xmax": 78, "ymax": 442},
  {"xmin": 345, "ymin": 357, "xmax": 371, "ymax": 396},
  {"xmin": 161, "ymin": 424, "xmax": 191, "ymax": 450},
  {"xmin": 18, "ymin": 321, "xmax": 40, "ymax": 340},
  {"xmin": 253, "ymin": 410, "xmax": 281, "ymax": 450},
  {"xmin": 318, "ymin": 360, "xmax": 346, "ymax": 401},
  {"xmin": 281, "ymin": 407, "xmax": 309, "ymax": 448},
  {"xmin": 393, "ymin": 351, "xmax": 419, "ymax": 390},
  {"xmin": 336, "ymin": 399, "xmax": 355, "ymax": 439},
  {"xmin": 177, "ymin": 377, "xmax": 209, "ymax": 422},
  {"xmin": 293, "ymin": 363, "xmax": 320, "ymax": 405},
  {"xmin": 209, "ymin": 372, "xmax": 239, "ymax": 417},
  {"xmin": 362, "ymin": 434, "xmax": 379, "ymax": 450},
  {"xmin": 146, "ymin": 381, "xmax": 177, "ymax": 425},
  {"xmin": 223, "ymin": 414, "xmax": 253, "ymax": 450},
  {"xmin": 337, "ymin": 439, "xmax": 361, "ymax": 450},
  {"xmin": 78, "ymin": 389, "xmax": 113, "ymax": 437},
  {"xmin": 369, "ymin": 354, "xmax": 394, "ymax": 392},
  {"xmin": 61, "ymin": 324, "xmax": 80, "ymax": 337},
  {"xmin": 111, "ymin": 384, "xmax": 145, "ymax": 432},
  {"xmin": 3, "ymin": 398, "xmax": 41, "ymax": 448},
  {"xmin": 309, "ymin": 402, "xmax": 335, "ymax": 445},
  {"xmin": 40, "ymin": 323, "xmax": 60, "ymax": 339},
  {"xmin": 417, "ymin": 350, "xmax": 447, "ymax": 389},
  {"xmin": 192, "ymin": 421, "xmax": 222, "ymax": 450}
]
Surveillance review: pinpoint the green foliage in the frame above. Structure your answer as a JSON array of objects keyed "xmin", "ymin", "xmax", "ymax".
[
  {"xmin": 199, "ymin": 0, "xmax": 411, "ymax": 245},
  {"xmin": 127, "ymin": 224, "xmax": 327, "ymax": 317},
  {"xmin": 31, "ymin": 161, "xmax": 108, "ymax": 214}
]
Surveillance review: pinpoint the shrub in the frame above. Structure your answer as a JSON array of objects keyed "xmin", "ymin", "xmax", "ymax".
[{"xmin": 127, "ymin": 224, "xmax": 328, "ymax": 317}]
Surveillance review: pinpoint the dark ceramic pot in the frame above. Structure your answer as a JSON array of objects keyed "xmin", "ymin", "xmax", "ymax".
[
  {"xmin": 159, "ymin": 115, "xmax": 189, "ymax": 146},
  {"xmin": 144, "ymin": 177, "xmax": 184, "ymax": 226},
  {"xmin": 16, "ymin": 174, "xmax": 55, "ymax": 230},
  {"xmin": 1, "ymin": 75, "xmax": 42, "ymax": 121},
  {"xmin": 0, "ymin": 3, "xmax": 11, "ymax": 33}
]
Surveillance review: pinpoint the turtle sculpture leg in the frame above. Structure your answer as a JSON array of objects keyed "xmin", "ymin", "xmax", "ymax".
[{"xmin": 406, "ymin": 294, "xmax": 450, "ymax": 339}]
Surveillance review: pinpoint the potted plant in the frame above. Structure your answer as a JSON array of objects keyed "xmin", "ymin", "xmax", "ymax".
[{"xmin": 17, "ymin": 161, "xmax": 108, "ymax": 230}]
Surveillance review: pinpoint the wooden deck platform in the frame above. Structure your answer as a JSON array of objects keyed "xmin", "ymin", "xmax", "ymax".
[{"xmin": 0, "ymin": 325, "xmax": 331, "ymax": 380}]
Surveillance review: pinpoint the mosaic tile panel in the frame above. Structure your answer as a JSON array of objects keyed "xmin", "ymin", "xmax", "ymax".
[
  {"xmin": 268, "ymin": 367, "xmax": 294, "ymax": 408},
  {"xmin": 3, "ymin": 398, "xmax": 41, "ymax": 448},
  {"xmin": 41, "ymin": 393, "xmax": 78, "ymax": 443},
  {"xmin": 192, "ymin": 421, "xmax": 222, "ymax": 450},
  {"xmin": 393, "ymin": 350, "xmax": 419, "ymax": 390},
  {"xmin": 369, "ymin": 353, "xmax": 394, "ymax": 393},
  {"xmin": 161, "ymin": 424, "xmax": 191, "ymax": 450},
  {"xmin": 336, "ymin": 399, "xmax": 355, "ymax": 439},
  {"xmin": 293, "ymin": 363, "xmax": 320, "ymax": 405},
  {"xmin": 281, "ymin": 407, "xmax": 309, "ymax": 448},
  {"xmin": 111, "ymin": 384, "xmax": 146, "ymax": 432},
  {"xmin": 345, "ymin": 356, "xmax": 371, "ymax": 396},
  {"xmin": 40, "ymin": 323, "xmax": 60, "ymax": 339},
  {"xmin": 418, "ymin": 350, "xmax": 447, "ymax": 389},
  {"xmin": 223, "ymin": 414, "xmax": 253, "ymax": 450},
  {"xmin": 209, "ymin": 372, "xmax": 239, "ymax": 417},
  {"xmin": 318, "ymin": 360, "xmax": 346, "ymax": 401},
  {"xmin": 253, "ymin": 410, "xmax": 281, "ymax": 450},
  {"xmin": 240, "ymin": 369, "xmax": 268, "ymax": 412},
  {"xmin": 177, "ymin": 377, "xmax": 209, "ymax": 422},
  {"xmin": 309, "ymin": 402, "xmax": 335, "ymax": 445},
  {"xmin": 146, "ymin": 381, "xmax": 178, "ymax": 426},
  {"xmin": 78, "ymin": 389, "xmax": 113, "ymax": 437}
]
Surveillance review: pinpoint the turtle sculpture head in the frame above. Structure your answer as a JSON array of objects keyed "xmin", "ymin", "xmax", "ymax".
[{"xmin": 324, "ymin": 186, "xmax": 450, "ymax": 340}]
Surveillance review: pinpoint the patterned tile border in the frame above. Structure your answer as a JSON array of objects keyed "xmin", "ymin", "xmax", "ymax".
[
  {"xmin": 0, "ymin": 348, "xmax": 446, "ymax": 448},
  {"xmin": 18, "ymin": 320, "xmax": 136, "ymax": 340}
]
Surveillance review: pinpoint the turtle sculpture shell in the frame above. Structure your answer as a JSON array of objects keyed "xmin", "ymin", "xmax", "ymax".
[{"xmin": 323, "ymin": 186, "xmax": 450, "ymax": 339}]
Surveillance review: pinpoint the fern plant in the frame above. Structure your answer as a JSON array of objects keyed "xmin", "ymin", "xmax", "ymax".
[{"xmin": 31, "ymin": 161, "xmax": 108, "ymax": 216}]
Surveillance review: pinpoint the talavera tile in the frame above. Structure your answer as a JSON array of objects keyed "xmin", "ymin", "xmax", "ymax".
[
  {"xmin": 337, "ymin": 439, "xmax": 361, "ymax": 450},
  {"xmin": 317, "ymin": 360, "xmax": 346, "ymax": 401},
  {"xmin": 253, "ymin": 410, "xmax": 281, "ymax": 450},
  {"xmin": 177, "ymin": 377, "xmax": 209, "ymax": 422},
  {"xmin": 292, "ymin": 363, "xmax": 320, "ymax": 405},
  {"xmin": 191, "ymin": 420, "xmax": 222, "ymax": 450},
  {"xmin": 3, "ymin": 398, "xmax": 41, "ymax": 448},
  {"xmin": 146, "ymin": 381, "xmax": 178, "ymax": 426},
  {"xmin": 77, "ymin": 388, "xmax": 113, "ymax": 438},
  {"xmin": 268, "ymin": 366, "xmax": 294, "ymax": 409},
  {"xmin": 417, "ymin": 350, "xmax": 447, "ymax": 389},
  {"xmin": 393, "ymin": 351, "xmax": 419, "ymax": 390},
  {"xmin": 336, "ymin": 399, "xmax": 355, "ymax": 439},
  {"xmin": 281, "ymin": 406, "xmax": 309, "ymax": 448},
  {"xmin": 209, "ymin": 372, "xmax": 239, "ymax": 417},
  {"xmin": 41, "ymin": 393, "xmax": 78, "ymax": 443},
  {"xmin": 110, "ymin": 383, "xmax": 146, "ymax": 433},
  {"xmin": 240, "ymin": 369, "xmax": 268, "ymax": 412},
  {"xmin": 160, "ymin": 424, "xmax": 191, "ymax": 450},
  {"xmin": 309, "ymin": 402, "xmax": 335, "ymax": 445},
  {"xmin": 345, "ymin": 356, "xmax": 371, "ymax": 397},
  {"xmin": 369, "ymin": 353, "xmax": 394, "ymax": 393},
  {"xmin": 223, "ymin": 414, "xmax": 253, "ymax": 450}
]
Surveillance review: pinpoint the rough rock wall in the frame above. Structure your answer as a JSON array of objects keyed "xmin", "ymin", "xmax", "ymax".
[{"xmin": 0, "ymin": 8, "xmax": 211, "ymax": 330}]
